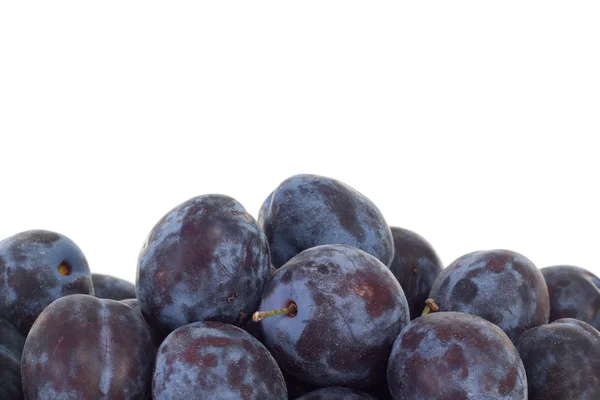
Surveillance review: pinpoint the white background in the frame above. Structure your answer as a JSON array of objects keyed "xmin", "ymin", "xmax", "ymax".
[{"xmin": 1, "ymin": 2, "xmax": 599, "ymax": 284}]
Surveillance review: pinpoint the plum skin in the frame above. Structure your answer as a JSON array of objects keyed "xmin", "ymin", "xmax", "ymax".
[
  {"xmin": 428, "ymin": 249, "xmax": 549, "ymax": 342},
  {"xmin": 388, "ymin": 227, "xmax": 443, "ymax": 319},
  {"xmin": 136, "ymin": 194, "xmax": 271, "ymax": 338},
  {"xmin": 21, "ymin": 294, "xmax": 155, "ymax": 399},
  {"xmin": 0, "ymin": 317, "xmax": 25, "ymax": 399},
  {"xmin": 92, "ymin": 273, "xmax": 136, "ymax": 300},
  {"xmin": 152, "ymin": 321, "xmax": 287, "ymax": 399},
  {"xmin": 541, "ymin": 265, "xmax": 600, "ymax": 330},
  {"xmin": 387, "ymin": 311, "xmax": 527, "ymax": 400},
  {"xmin": 515, "ymin": 318, "xmax": 600, "ymax": 399},
  {"xmin": 0, "ymin": 230, "xmax": 94, "ymax": 336},
  {"xmin": 259, "ymin": 174, "xmax": 394, "ymax": 269},
  {"xmin": 257, "ymin": 244, "xmax": 409, "ymax": 389}
]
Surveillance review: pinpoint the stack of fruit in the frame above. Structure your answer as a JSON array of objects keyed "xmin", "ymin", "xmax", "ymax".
[{"xmin": 1, "ymin": 174, "xmax": 599, "ymax": 399}]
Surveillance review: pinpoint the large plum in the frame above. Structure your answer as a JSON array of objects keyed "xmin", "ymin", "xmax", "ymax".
[
  {"xmin": 0, "ymin": 230, "xmax": 94, "ymax": 336},
  {"xmin": 255, "ymin": 244, "xmax": 409, "ymax": 388},
  {"xmin": 0, "ymin": 317, "xmax": 25, "ymax": 399},
  {"xmin": 92, "ymin": 273, "xmax": 136, "ymax": 300},
  {"xmin": 516, "ymin": 318, "xmax": 600, "ymax": 399},
  {"xmin": 387, "ymin": 311, "xmax": 527, "ymax": 399},
  {"xmin": 137, "ymin": 194, "xmax": 271, "ymax": 338},
  {"xmin": 388, "ymin": 226, "xmax": 443, "ymax": 319},
  {"xmin": 541, "ymin": 265, "xmax": 600, "ymax": 330},
  {"xmin": 21, "ymin": 294, "xmax": 155, "ymax": 399},
  {"xmin": 427, "ymin": 249, "xmax": 549, "ymax": 342},
  {"xmin": 152, "ymin": 321, "xmax": 286, "ymax": 399},
  {"xmin": 258, "ymin": 174, "xmax": 394, "ymax": 268}
]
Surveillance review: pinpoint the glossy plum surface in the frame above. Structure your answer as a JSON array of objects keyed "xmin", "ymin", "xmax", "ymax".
[
  {"xmin": 137, "ymin": 194, "xmax": 271, "ymax": 338},
  {"xmin": 516, "ymin": 318, "xmax": 600, "ymax": 399},
  {"xmin": 541, "ymin": 265, "xmax": 600, "ymax": 330},
  {"xmin": 389, "ymin": 227, "xmax": 443, "ymax": 319},
  {"xmin": 92, "ymin": 273, "xmax": 136, "ymax": 300},
  {"xmin": 258, "ymin": 244, "xmax": 409, "ymax": 388},
  {"xmin": 0, "ymin": 317, "xmax": 25, "ymax": 399},
  {"xmin": 387, "ymin": 311, "xmax": 527, "ymax": 399},
  {"xmin": 296, "ymin": 387, "xmax": 377, "ymax": 400},
  {"xmin": 258, "ymin": 174, "xmax": 394, "ymax": 268},
  {"xmin": 21, "ymin": 294, "xmax": 155, "ymax": 399},
  {"xmin": 428, "ymin": 249, "xmax": 549, "ymax": 342},
  {"xmin": 152, "ymin": 321, "xmax": 286, "ymax": 399},
  {"xmin": 0, "ymin": 230, "xmax": 94, "ymax": 335}
]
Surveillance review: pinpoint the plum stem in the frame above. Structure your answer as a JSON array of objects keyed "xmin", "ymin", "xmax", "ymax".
[
  {"xmin": 252, "ymin": 302, "xmax": 298, "ymax": 322},
  {"xmin": 422, "ymin": 298, "xmax": 439, "ymax": 316}
]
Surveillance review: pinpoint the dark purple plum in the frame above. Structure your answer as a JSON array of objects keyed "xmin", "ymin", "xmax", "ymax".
[
  {"xmin": 258, "ymin": 174, "xmax": 394, "ymax": 269},
  {"xmin": 92, "ymin": 273, "xmax": 136, "ymax": 300},
  {"xmin": 120, "ymin": 298, "xmax": 162, "ymax": 349},
  {"xmin": 256, "ymin": 244, "xmax": 409, "ymax": 388},
  {"xmin": 541, "ymin": 265, "xmax": 600, "ymax": 330},
  {"xmin": 296, "ymin": 387, "xmax": 377, "ymax": 400},
  {"xmin": 282, "ymin": 369, "xmax": 314, "ymax": 399},
  {"xmin": 136, "ymin": 194, "xmax": 271, "ymax": 338},
  {"xmin": 516, "ymin": 318, "xmax": 600, "ymax": 399},
  {"xmin": 387, "ymin": 312, "xmax": 527, "ymax": 399},
  {"xmin": 120, "ymin": 298, "xmax": 142, "ymax": 315},
  {"xmin": 388, "ymin": 227, "xmax": 443, "ymax": 319},
  {"xmin": 427, "ymin": 249, "xmax": 549, "ymax": 342},
  {"xmin": 0, "ymin": 317, "xmax": 25, "ymax": 399},
  {"xmin": 152, "ymin": 321, "xmax": 286, "ymax": 399},
  {"xmin": 21, "ymin": 294, "xmax": 155, "ymax": 399},
  {"xmin": 0, "ymin": 230, "xmax": 94, "ymax": 336}
]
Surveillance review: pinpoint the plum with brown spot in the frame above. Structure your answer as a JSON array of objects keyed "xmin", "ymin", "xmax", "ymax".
[
  {"xmin": 258, "ymin": 174, "xmax": 394, "ymax": 269},
  {"xmin": 136, "ymin": 194, "xmax": 271, "ymax": 339},
  {"xmin": 21, "ymin": 294, "xmax": 155, "ymax": 399},
  {"xmin": 387, "ymin": 312, "xmax": 527, "ymax": 400},
  {"xmin": 152, "ymin": 321, "xmax": 286, "ymax": 399},
  {"xmin": 427, "ymin": 249, "xmax": 549, "ymax": 342},
  {"xmin": 0, "ymin": 230, "xmax": 94, "ymax": 336},
  {"xmin": 254, "ymin": 244, "xmax": 409, "ymax": 388}
]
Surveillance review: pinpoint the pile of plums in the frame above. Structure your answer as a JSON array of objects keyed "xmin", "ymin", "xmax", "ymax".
[{"xmin": 1, "ymin": 174, "xmax": 599, "ymax": 399}]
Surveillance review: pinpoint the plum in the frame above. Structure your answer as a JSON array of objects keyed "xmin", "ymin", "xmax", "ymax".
[
  {"xmin": 136, "ymin": 194, "xmax": 271, "ymax": 338},
  {"xmin": 0, "ymin": 317, "xmax": 25, "ymax": 399},
  {"xmin": 152, "ymin": 321, "xmax": 286, "ymax": 399},
  {"xmin": 21, "ymin": 294, "xmax": 155, "ymax": 399},
  {"xmin": 258, "ymin": 174, "xmax": 394, "ymax": 268},
  {"xmin": 388, "ymin": 227, "xmax": 443, "ymax": 319},
  {"xmin": 387, "ymin": 312, "xmax": 527, "ymax": 399},
  {"xmin": 255, "ymin": 244, "xmax": 409, "ymax": 388},
  {"xmin": 516, "ymin": 318, "xmax": 600, "ymax": 399},
  {"xmin": 427, "ymin": 249, "xmax": 549, "ymax": 342},
  {"xmin": 0, "ymin": 230, "xmax": 94, "ymax": 336},
  {"xmin": 92, "ymin": 273, "xmax": 136, "ymax": 300},
  {"xmin": 541, "ymin": 265, "xmax": 600, "ymax": 330}
]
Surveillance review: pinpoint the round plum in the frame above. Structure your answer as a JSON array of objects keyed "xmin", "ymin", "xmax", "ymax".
[
  {"xmin": 136, "ymin": 194, "xmax": 271, "ymax": 338},
  {"xmin": 427, "ymin": 249, "xmax": 549, "ymax": 342},
  {"xmin": 21, "ymin": 294, "xmax": 155, "ymax": 399},
  {"xmin": 387, "ymin": 311, "xmax": 527, "ymax": 399},
  {"xmin": 0, "ymin": 230, "xmax": 94, "ymax": 336},
  {"xmin": 152, "ymin": 321, "xmax": 286, "ymax": 399},
  {"xmin": 258, "ymin": 174, "xmax": 394, "ymax": 268},
  {"xmin": 541, "ymin": 265, "xmax": 600, "ymax": 330},
  {"xmin": 516, "ymin": 318, "xmax": 600, "ymax": 399},
  {"xmin": 256, "ymin": 244, "xmax": 409, "ymax": 388}
]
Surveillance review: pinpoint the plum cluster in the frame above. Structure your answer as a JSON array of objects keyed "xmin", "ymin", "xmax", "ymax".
[{"xmin": 1, "ymin": 173, "xmax": 599, "ymax": 399}]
